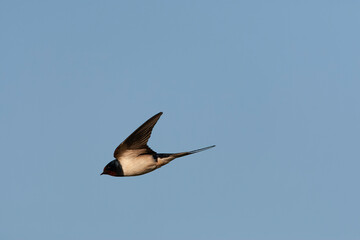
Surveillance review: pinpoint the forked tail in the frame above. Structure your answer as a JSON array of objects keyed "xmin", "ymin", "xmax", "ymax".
[
  {"xmin": 157, "ymin": 145, "xmax": 216, "ymax": 159},
  {"xmin": 155, "ymin": 145, "xmax": 215, "ymax": 168}
]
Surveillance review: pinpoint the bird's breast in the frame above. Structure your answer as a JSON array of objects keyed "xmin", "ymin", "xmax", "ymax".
[{"xmin": 118, "ymin": 152, "xmax": 157, "ymax": 176}]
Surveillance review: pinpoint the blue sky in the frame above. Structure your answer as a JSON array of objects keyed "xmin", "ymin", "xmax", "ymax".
[{"xmin": 1, "ymin": 1, "xmax": 360, "ymax": 239}]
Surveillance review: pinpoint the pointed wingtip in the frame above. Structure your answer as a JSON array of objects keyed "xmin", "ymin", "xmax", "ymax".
[
  {"xmin": 152, "ymin": 111, "xmax": 163, "ymax": 121},
  {"xmin": 152, "ymin": 112, "xmax": 163, "ymax": 119}
]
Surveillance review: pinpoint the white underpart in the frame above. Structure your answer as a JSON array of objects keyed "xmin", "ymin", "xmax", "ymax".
[
  {"xmin": 117, "ymin": 150, "xmax": 178, "ymax": 176},
  {"xmin": 118, "ymin": 150, "xmax": 157, "ymax": 176},
  {"xmin": 156, "ymin": 156, "xmax": 177, "ymax": 168}
]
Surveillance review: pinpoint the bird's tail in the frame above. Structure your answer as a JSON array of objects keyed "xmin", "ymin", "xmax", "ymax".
[{"xmin": 156, "ymin": 145, "xmax": 215, "ymax": 167}]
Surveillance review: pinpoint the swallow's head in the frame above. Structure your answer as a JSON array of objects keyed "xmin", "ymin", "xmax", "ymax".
[{"xmin": 101, "ymin": 159, "xmax": 124, "ymax": 177}]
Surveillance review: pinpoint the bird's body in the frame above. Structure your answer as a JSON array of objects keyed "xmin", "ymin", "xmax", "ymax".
[
  {"xmin": 119, "ymin": 150, "xmax": 156, "ymax": 176},
  {"xmin": 101, "ymin": 112, "xmax": 215, "ymax": 177}
]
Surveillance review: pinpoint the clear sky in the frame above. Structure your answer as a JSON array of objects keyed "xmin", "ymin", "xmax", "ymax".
[{"xmin": 1, "ymin": 1, "xmax": 360, "ymax": 239}]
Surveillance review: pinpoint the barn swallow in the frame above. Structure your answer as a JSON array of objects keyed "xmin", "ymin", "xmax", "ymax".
[{"xmin": 101, "ymin": 112, "xmax": 215, "ymax": 177}]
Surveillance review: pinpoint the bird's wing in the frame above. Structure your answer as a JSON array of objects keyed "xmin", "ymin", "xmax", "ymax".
[{"xmin": 113, "ymin": 112, "xmax": 163, "ymax": 158}]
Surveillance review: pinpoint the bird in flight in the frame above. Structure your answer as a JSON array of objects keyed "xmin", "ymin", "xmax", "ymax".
[{"xmin": 101, "ymin": 112, "xmax": 215, "ymax": 177}]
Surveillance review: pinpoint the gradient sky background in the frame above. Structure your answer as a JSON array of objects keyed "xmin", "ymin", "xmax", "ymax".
[{"xmin": 1, "ymin": 1, "xmax": 360, "ymax": 239}]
